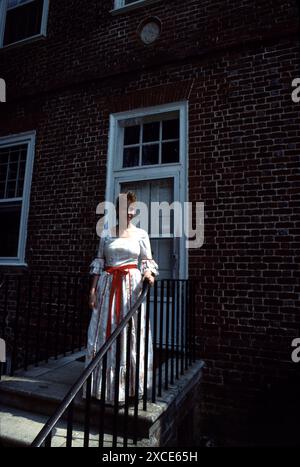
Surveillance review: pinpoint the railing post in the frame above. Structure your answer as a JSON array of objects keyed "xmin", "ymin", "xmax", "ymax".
[
  {"xmin": 112, "ymin": 333, "xmax": 121, "ymax": 448},
  {"xmin": 98, "ymin": 352, "xmax": 107, "ymax": 448},
  {"xmin": 83, "ymin": 374, "xmax": 92, "ymax": 447},
  {"xmin": 55, "ymin": 274, "xmax": 62, "ymax": 360},
  {"xmin": 66, "ymin": 400, "xmax": 74, "ymax": 448},
  {"xmin": 151, "ymin": 280, "xmax": 158, "ymax": 403},
  {"xmin": 123, "ymin": 320, "xmax": 132, "ymax": 447},
  {"xmin": 170, "ymin": 279, "xmax": 175, "ymax": 385},
  {"xmin": 11, "ymin": 276, "xmax": 21, "ymax": 376},
  {"xmin": 133, "ymin": 305, "xmax": 142, "ymax": 445},
  {"xmin": 24, "ymin": 273, "xmax": 33, "ymax": 371},
  {"xmin": 158, "ymin": 280, "xmax": 164, "ymax": 397},
  {"xmin": 143, "ymin": 283, "xmax": 151, "ymax": 411},
  {"xmin": 35, "ymin": 274, "xmax": 43, "ymax": 367},
  {"xmin": 45, "ymin": 274, "xmax": 53, "ymax": 364}
]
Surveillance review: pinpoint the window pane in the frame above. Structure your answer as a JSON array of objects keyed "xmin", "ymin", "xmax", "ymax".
[
  {"xmin": 0, "ymin": 145, "xmax": 27, "ymax": 199},
  {"xmin": 0, "ymin": 164, "xmax": 6, "ymax": 182},
  {"xmin": 143, "ymin": 122, "xmax": 160, "ymax": 143},
  {"xmin": 142, "ymin": 144, "xmax": 159, "ymax": 166},
  {"xmin": 4, "ymin": 0, "xmax": 44, "ymax": 46},
  {"xmin": 162, "ymin": 119, "xmax": 179, "ymax": 140},
  {"xmin": 124, "ymin": 0, "xmax": 138, "ymax": 4},
  {"xmin": 124, "ymin": 126, "xmax": 140, "ymax": 145},
  {"xmin": 0, "ymin": 203, "xmax": 22, "ymax": 257},
  {"xmin": 17, "ymin": 160, "xmax": 26, "ymax": 197},
  {"xmin": 123, "ymin": 147, "xmax": 139, "ymax": 168},
  {"xmin": 162, "ymin": 141, "xmax": 179, "ymax": 164},
  {"xmin": 8, "ymin": 0, "xmax": 29, "ymax": 7},
  {"xmin": 8, "ymin": 162, "xmax": 18, "ymax": 179}
]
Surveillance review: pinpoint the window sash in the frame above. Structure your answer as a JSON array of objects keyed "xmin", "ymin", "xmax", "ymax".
[
  {"xmin": 0, "ymin": 132, "xmax": 35, "ymax": 265},
  {"xmin": 0, "ymin": 0, "xmax": 49, "ymax": 48},
  {"xmin": 121, "ymin": 116, "xmax": 180, "ymax": 168}
]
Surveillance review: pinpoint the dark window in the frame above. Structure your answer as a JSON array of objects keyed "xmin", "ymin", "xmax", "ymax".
[
  {"xmin": 123, "ymin": 147, "xmax": 140, "ymax": 168},
  {"xmin": 162, "ymin": 119, "xmax": 179, "ymax": 140},
  {"xmin": 122, "ymin": 117, "xmax": 180, "ymax": 168},
  {"xmin": 4, "ymin": 0, "xmax": 44, "ymax": 46},
  {"xmin": 0, "ymin": 203, "xmax": 22, "ymax": 257},
  {"xmin": 124, "ymin": 125, "xmax": 140, "ymax": 145},
  {"xmin": 0, "ymin": 144, "xmax": 27, "ymax": 258},
  {"xmin": 142, "ymin": 144, "xmax": 159, "ymax": 165},
  {"xmin": 143, "ymin": 122, "xmax": 160, "ymax": 143},
  {"xmin": 162, "ymin": 141, "xmax": 179, "ymax": 164}
]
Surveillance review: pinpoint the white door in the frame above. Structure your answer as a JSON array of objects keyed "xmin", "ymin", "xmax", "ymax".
[
  {"xmin": 119, "ymin": 178, "xmax": 184, "ymax": 349},
  {"xmin": 119, "ymin": 178, "xmax": 178, "ymax": 279}
]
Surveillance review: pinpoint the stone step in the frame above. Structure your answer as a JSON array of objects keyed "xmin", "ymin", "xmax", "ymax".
[
  {"xmin": 0, "ymin": 359, "xmax": 163, "ymax": 437},
  {"xmin": 0, "ymin": 351, "xmax": 204, "ymax": 446},
  {"xmin": 0, "ymin": 405, "xmax": 152, "ymax": 448}
]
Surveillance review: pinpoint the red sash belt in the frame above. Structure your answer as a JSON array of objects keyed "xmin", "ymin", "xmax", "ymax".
[{"xmin": 104, "ymin": 264, "xmax": 138, "ymax": 339}]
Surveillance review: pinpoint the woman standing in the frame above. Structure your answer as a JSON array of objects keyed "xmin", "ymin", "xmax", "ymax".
[{"xmin": 84, "ymin": 191, "xmax": 159, "ymax": 404}]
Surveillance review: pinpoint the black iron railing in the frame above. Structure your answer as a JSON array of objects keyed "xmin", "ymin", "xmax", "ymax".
[
  {"xmin": 0, "ymin": 273, "xmax": 6, "ymax": 380},
  {"xmin": 0, "ymin": 273, "xmax": 91, "ymax": 375},
  {"xmin": 30, "ymin": 278, "xmax": 197, "ymax": 447},
  {"xmin": 30, "ymin": 281, "xmax": 151, "ymax": 448},
  {"xmin": 0, "ymin": 273, "xmax": 198, "ymax": 446}
]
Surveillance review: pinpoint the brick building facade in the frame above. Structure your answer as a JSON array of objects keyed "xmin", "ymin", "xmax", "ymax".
[{"xmin": 0, "ymin": 0, "xmax": 299, "ymax": 445}]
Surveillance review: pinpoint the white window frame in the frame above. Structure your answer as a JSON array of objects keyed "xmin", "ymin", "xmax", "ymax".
[
  {"xmin": 0, "ymin": 0, "xmax": 50, "ymax": 49},
  {"xmin": 0, "ymin": 131, "xmax": 36, "ymax": 266},
  {"xmin": 112, "ymin": 0, "xmax": 161, "ymax": 14},
  {"xmin": 105, "ymin": 101, "xmax": 189, "ymax": 280}
]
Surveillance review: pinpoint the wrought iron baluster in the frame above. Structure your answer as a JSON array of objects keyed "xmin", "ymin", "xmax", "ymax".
[
  {"xmin": 66, "ymin": 399, "xmax": 74, "ymax": 448},
  {"xmin": 158, "ymin": 280, "xmax": 164, "ymax": 397},
  {"xmin": 165, "ymin": 279, "xmax": 170, "ymax": 390},
  {"xmin": 45, "ymin": 274, "xmax": 54, "ymax": 364},
  {"xmin": 99, "ymin": 353, "xmax": 107, "ymax": 448},
  {"xmin": 11, "ymin": 276, "xmax": 21, "ymax": 376},
  {"xmin": 123, "ymin": 320, "xmax": 132, "ymax": 447},
  {"xmin": 151, "ymin": 280, "xmax": 158, "ymax": 403},
  {"xmin": 112, "ymin": 334, "xmax": 121, "ymax": 448},
  {"xmin": 35, "ymin": 274, "xmax": 43, "ymax": 367},
  {"xmin": 55, "ymin": 274, "xmax": 62, "ymax": 360},
  {"xmin": 171, "ymin": 280, "xmax": 175, "ymax": 385},
  {"xmin": 143, "ymin": 285, "xmax": 151, "ymax": 411},
  {"xmin": 83, "ymin": 374, "xmax": 92, "ymax": 447},
  {"xmin": 133, "ymin": 306, "xmax": 142, "ymax": 445}
]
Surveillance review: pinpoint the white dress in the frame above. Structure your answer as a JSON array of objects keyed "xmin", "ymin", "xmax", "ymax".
[{"xmin": 83, "ymin": 227, "xmax": 159, "ymax": 403}]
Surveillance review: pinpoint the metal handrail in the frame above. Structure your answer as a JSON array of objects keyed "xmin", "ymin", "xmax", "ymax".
[{"xmin": 30, "ymin": 280, "xmax": 150, "ymax": 447}]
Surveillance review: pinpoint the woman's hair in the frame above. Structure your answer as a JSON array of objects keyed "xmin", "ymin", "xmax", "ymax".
[{"xmin": 115, "ymin": 191, "xmax": 137, "ymax": 220}]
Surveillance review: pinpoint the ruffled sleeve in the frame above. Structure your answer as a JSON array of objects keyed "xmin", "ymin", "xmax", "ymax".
[
  {"xmin": 139, "ymin": 230, "xmax": 159, "ymax": 277},
  {"xmin": 89, "ymin": 229, "xmax": 109, "ymax": 275}
]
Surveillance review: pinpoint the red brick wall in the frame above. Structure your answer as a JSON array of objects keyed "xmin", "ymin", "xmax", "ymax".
[{"xmin": 0, "ymin": 0, "xmax": 299, "ymax": 445}]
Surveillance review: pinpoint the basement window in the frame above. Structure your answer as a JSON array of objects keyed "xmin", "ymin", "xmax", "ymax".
[{"xmin": 0, "ymin": 0, "xmax": 50, "ymax": 48}]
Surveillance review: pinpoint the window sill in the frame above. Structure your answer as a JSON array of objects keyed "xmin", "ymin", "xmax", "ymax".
[
  {"xmin": 0, "ymin": 262, "xmax": 28, "ymax": 268},
  {"xmin": 1, "ymin": 33, "xmax": 46, "ymax": 51},
  {"xmin": 110, "ymin": 0, "xmax": 161, "ymax": 15}
]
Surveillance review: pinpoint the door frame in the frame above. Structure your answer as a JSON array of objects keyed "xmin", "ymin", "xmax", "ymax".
[{"xmin": 105, "ymin": 100, "xmax": 189, "ymax": 280}]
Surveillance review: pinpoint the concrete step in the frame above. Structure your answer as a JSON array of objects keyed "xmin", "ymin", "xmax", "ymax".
[
  {"xmin": 0, "ymin": 405, "xmax": 152, "ymax": 448},
  {"xmin": 0, "ymin": 353, "xmax": 161, "ymax": 437},
  {"xmin": 0, "ymin": 351, "xmax": 204, "ymax": 446}
]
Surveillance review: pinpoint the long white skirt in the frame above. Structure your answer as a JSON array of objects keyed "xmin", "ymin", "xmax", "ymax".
[{"xmin": 83, "ymin": 268, "xmax": 153, "ymax": 403}]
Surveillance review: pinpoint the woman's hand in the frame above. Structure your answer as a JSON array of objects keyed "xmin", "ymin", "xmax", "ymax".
[
  {"xmin": 143, "ymin": 271, "xmax": 155, "ymax": 287},
  {"xmin": 89, "ymin": 290, "xmax": 97, "ymax": 309}
]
